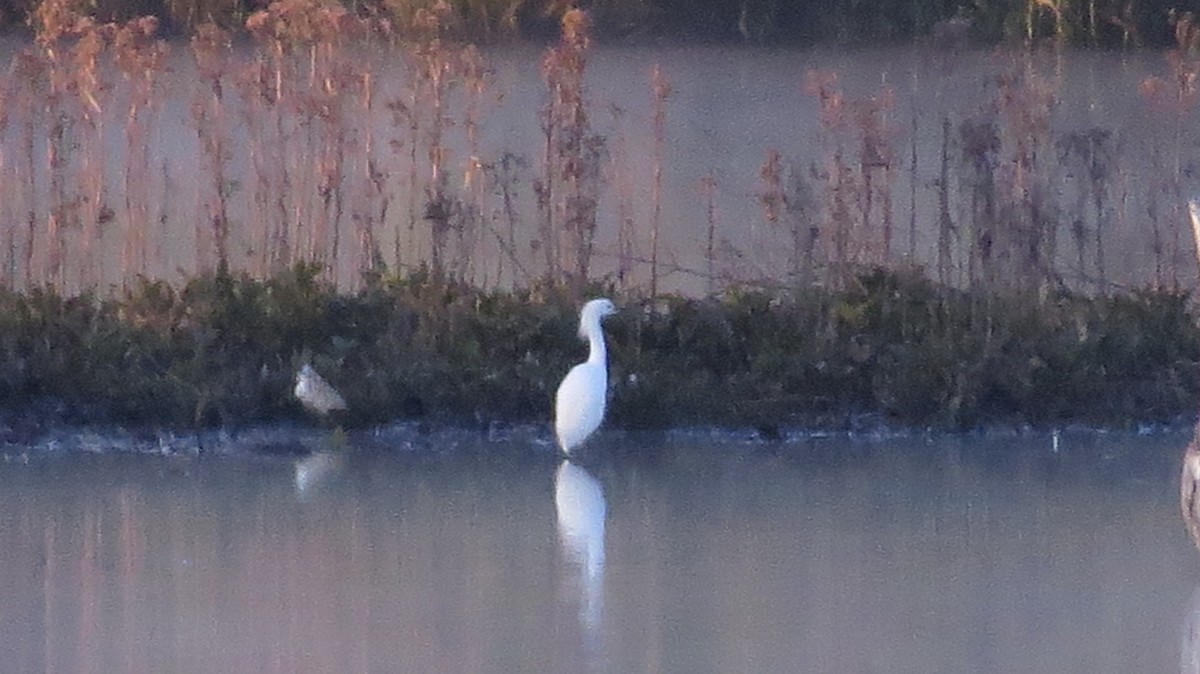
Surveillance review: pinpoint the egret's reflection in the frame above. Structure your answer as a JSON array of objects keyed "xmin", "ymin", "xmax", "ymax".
[
  {"xmin": 1181, "ymin": 428, "xmax": 1200, "ymax": 553},
  {"xmin": 555, "ymin": 460, "xmax": 606, "ymax": 643},
  {"xmin": 1183, "ymin": 583, "xmax": 1200, "ymax": 673},
  {"xmin": 294, "ymin": 451, "xmax": 343, "ymax": 497},
  {"xmin": 1181, "ymin": 429, "xmax": 1200, "ymax": 673}
]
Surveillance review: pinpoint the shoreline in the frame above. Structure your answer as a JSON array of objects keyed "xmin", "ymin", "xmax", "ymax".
[{"xmin": 1, "ymin": 416, "xmax": 1192, "ymax": 460}]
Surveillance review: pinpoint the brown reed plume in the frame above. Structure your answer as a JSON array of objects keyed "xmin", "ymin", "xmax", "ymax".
[
  {"xmin": 233, "ymin": 37, "xmax": 280, "ymax": 278},
  {"xmin": 457, "ymin": 44, "xmax": 490, "ymax": 284},
  {"xmin": 385, "ymin": 0, "xmax": 492, "ymax": 281},
  {"xmin": 954, "ymin": 66, "xmax": 1059, "ymax": 295},
  {"xmin": 32, "ymin": 0, "xmax": 79, "ymax": 289},
  {"xmin": 935, "ymin": 117, "xmax": 955, "ymax": 286},
  {"xmin": 803, "ymin": 70, "xmax": 897, "ymax": 287},
  {"xmin": 482, "ymin": 152, "xmax": 531, "ymax": 287},
  {"xmin": 649, "ymin": 63, "xmax": 670, "ymax": 297},
  {"xmin": 4, "ymin": 0, "xmax": 1192, "ymax": 305},
  {"xmin": 251, "ymin": 0, "xmax": 329, "ymax": 269},
  {"xmin": 65, "ymin": 20, "xmax": 112, "ymax": 289},
  {"xmin": 413, "ymin": 0, "xmax": 456, "ymax": 279},
  {"xmin": 1058, "ymin": 128, "xmax": 1115, "ymax": 292},
  {"xmin": 756, "ymin": 149, "xmax": 817, "ymax": 287},
  {"xmin": 11, "ymin": 49, "xmax": 48, "ymax": 291},
  {"xmin": 805, "ymin": 70, "xmax": 858, "ymax": 287},
  {"xmin": 1138, "ymin": 12, "xmax": 1200, "ymax": 289},
  {"xmin": 238, "ymin": 0, "xmax": 388, "ymax": 284},
  {"xmin": 853, "ymin": 86, "xmax": 896, "ymax": 267},
  {"xmin": 994, "ymin": 70, "xmax": 1058, "ymax": 294},
  {"xmin": 540, "ymin": 7, "xmax": 606, "ymax": 290},
  {"xmin": 190, "ymin": 22, "xmax": 234, "ymax": 275},
  {"xmin": 0, "ymin": 73, "xmax": 10, "ymax": 288},
  {"xmin": 607, "ymin": 103, "xmax": 636, "ymax": 291},
  {"xmin": 350, "ymin": 15, "xmax": 398, "ymax": 283},
  {"xmin": 115, "ymin": 17, "xmax": 167, "ymax": 281},
  {"xmin": 700, "ymin": 171, "xmax": 718, "ymax": 294},
  {"xmin": 241, "ymin": 6, "xmax": 309, "ymax": 275}
]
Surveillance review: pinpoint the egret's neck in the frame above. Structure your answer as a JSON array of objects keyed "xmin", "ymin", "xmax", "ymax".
[{"xmin": 584, "ymin": 319, "xmax": 607, "ymax": 367}]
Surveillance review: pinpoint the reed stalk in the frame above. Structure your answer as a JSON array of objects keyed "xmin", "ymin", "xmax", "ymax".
[
  {"xmin": 484, "ymin": 152, "xmax": 529, "ymax": 287},
  {"xmin": 608, "ymin": 104, "xmax": 635, "ymax": 291},
  {"xmin": 69, "ymin": 24, "xmax": 108, "ymax": 288},
  {"xmin": 116, "ymin": 18, "xmax": 166, "ymax": 281},
  {"xmin": 541, "ymin": 8, "xmax": 604, "ymax": 290},
  {"xmin": 190, "ymin": 24, "xmax": 233, "ymax": 274},
  {"xmin": 650, "ymin": 63, "xmax": 670, "ymax": 296},
  {"xmin": 701, "ymin": 172, "xmax": 717, "ymax": 295}
]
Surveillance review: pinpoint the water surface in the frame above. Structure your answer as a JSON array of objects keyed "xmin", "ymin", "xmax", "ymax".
[{"xmin": 0, "ymin": 430, "xmax": 1194, "ymax": 673}]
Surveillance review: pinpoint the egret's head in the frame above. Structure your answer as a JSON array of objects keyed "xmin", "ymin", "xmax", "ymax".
[{"xmin": 578, "ymin": 298, "xmax": 617, "ymax": 338}]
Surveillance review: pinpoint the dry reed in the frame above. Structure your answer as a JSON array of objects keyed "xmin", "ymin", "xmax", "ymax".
[{"xmin": 0, "ymin": 5, "xmax": 1194, "ymax": 302}]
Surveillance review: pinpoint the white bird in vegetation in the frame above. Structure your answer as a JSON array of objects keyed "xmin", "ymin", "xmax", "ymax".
[
  {"xmin": 294, "ymin": 363, "xmax": 348, "ymax": 416},
  {"xmin": 554, "ymin": 298, "xmax": 617, "ymax": 455}
]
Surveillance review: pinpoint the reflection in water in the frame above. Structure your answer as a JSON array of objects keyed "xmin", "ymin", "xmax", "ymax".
[
  {"xmin": 293, "ymin": 451, "xmax": 342, "ymax": 496},
  {"xmin": 0, "ymin": 432, "xmax": 1194, "ymax": 673},
  {"xmin": 1184, "ymin": 584, "xmax": 1200, "ymax": 674},
  {"xmin": 1182, "ymin": 428, "xmax": 1200, "ymax": 674},
  {"xmin": 1182, "ymin": 428, "xmax": 1200, "ymax": 552},
  {"xmin": 555, "ymin": 460, "xmax": 607, "ymax": 648}
]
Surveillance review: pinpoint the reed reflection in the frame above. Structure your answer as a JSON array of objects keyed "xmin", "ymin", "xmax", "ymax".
[
  {"xmin": 554, "ymin": 460, "xmax": 606, "ymax": 648},
  {"xmin": 0, "ymin": 452, "xmax": 562, "ymax": 673}
]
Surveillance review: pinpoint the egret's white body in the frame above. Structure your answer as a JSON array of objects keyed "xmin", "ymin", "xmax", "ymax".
[
  {"xmin": 554, "ymin": 298, "xmax": 617, "ymax": 454},
  {"xmin": 555, "ymin": 460, "xmax": 606, "ymax": 632},
  {"xmin": 294, "ymin": 364, "xmax": 348, "ymax": 415}
]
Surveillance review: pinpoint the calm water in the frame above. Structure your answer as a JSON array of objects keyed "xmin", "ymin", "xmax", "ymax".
[{"xmin": 0, "ymin": 430, "xmax": 1195, "ymax": 673}]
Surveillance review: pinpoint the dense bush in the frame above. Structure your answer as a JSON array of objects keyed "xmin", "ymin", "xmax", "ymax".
[{"xmin": 0, "ymin": 265, "xmax": 1196, "ymax": 433}]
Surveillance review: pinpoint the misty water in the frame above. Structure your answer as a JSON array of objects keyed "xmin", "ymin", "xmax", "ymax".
[{"xmin": 0, "ymin": 429, "xmax": 1196, "ymax": 673}]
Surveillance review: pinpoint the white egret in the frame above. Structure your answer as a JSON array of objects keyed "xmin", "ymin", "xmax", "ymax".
[
  {"xmin": 293, "ymin": 363, "xmax": 348, "ymax": 416},
  {"xmin": 555, "ymin": 460, "xmax": 606, "ymax": 634},
  {"xmin": 554, "ymin": 298, "xmax": 617, "ymax": 455}
]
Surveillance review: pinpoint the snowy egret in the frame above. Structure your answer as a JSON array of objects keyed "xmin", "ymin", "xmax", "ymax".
[
  {"xmin": 555, "ymin": 460, "xmax": 606, "ymax": 633},
  {"xmin": 554, "ymin": 298, "xmax": 617, "ymax": 454},
  {"xmin": 293, "ymin": 364, "xmax": 348, "ymax": 416}
]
